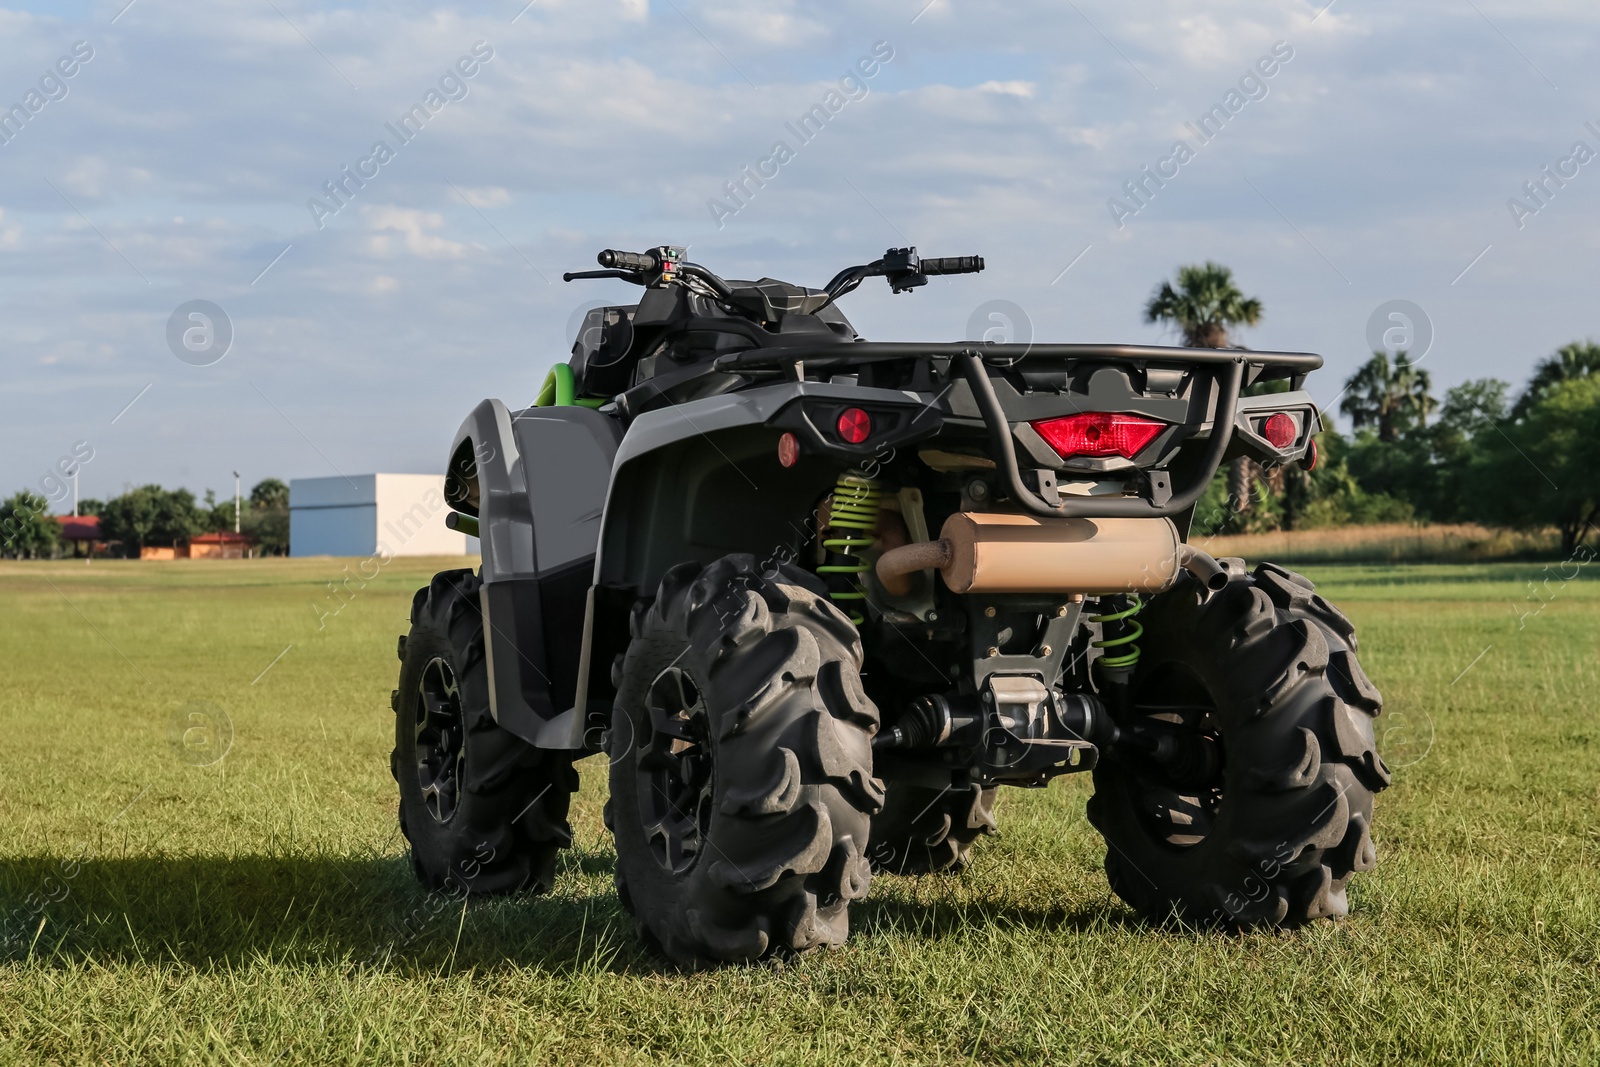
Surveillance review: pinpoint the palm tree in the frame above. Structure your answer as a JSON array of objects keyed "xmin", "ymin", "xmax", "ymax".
[
  {"xmin": 1145, "ymin": 262, "xmax": 1263, "ymax": 515},
  {"xmin": 1143, "ymin": 262, "xmax": 1263, "ymax": 348},
  {"xmin": 1339, "ymin": 351, "xmax": 1436, "ymax": 442},
  {"xmin": 250, "ymin": 477, "xmax": 290, "ymax": 510},
  {"xmin": 1512, "ymin": 340, "xmax": 1600, "ymax": 418}
]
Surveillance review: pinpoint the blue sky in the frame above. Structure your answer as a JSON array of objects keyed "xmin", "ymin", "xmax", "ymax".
[{"xmin": 2, "ymin": 0, "xmax": 1597, "ymax": 505}]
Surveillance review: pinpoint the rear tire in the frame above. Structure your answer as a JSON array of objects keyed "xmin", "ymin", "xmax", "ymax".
[
  {"xmin": 1087, "ymin": 560, "xmax": 1389, "ymax": 927},
  {"xmin": 393, "ymin": 569, "xmax": 577, "ymax": 896},
  {"xmin": 607, "ymin": 554, "xmax": 883, "ymax": 966},
  {"xmin": 869, "ymin": 779, "xmax": 996, "ymax": 874}
]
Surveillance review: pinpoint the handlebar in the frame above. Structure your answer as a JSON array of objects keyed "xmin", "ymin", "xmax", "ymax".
[
  {"xmin": 920, "ymin": 255, "xmax": 984, "ymax": 276},
  {"xmin": 821, "ymin": 248, "xmax": 985, "ymax": 301},
  {"xmin": 567, "ymin": 245, "xmax": 985, "ymax": 312},
  {"xmin": 598, "ymin": 249, "xmax": 659, "ymax": 271}
]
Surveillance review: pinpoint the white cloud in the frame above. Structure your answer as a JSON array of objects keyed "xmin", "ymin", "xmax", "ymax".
[
  {"xmin": 60, "ymin": 156, "xmax": 110, "ymax": 198},
  {"xmin": 701, "ymin": 4, "xmax": 829, "ymax": 47},
  {"xmin": 362, "ymin": 207, "xmax": 470, "ymax": 260},
  {"xmin": 977, "ymin": 80, "xmax": 1036, "ymax": 98},
  {"xmin": 1171, "ymin": 15, "xmax": 1235, "ymax": 68},
  {"xmin": 453, "ymin": 186, "xmax": 511, "ymax": 208}
]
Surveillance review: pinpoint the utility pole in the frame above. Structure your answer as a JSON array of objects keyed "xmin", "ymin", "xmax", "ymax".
[
  {"xmin": 73, "ymin": 467, "xmax": 79, "ymax": 517},
  {"xmin": 233, "ymin": 471, "xmax": 241, "ymax": 534}
]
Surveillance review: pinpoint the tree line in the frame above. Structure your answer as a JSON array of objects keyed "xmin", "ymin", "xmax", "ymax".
[
  {"xmin": 0, "ymin": 478, "xmax": 290, "ymax": 559},
  {"xmin": 1153, "ymin": 263, "xmax": 1599, "ymax": 555}
]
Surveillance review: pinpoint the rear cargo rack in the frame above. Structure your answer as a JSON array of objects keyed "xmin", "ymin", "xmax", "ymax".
[
  {"xmin": 958, "ymin": 353, "xmax": 1242, "ymax": 520},
  {"xmin": 716, "ymin": 342, "xmax": 1321, "ymax": 520},
  {"xmin": 713, "ymin": 341, "xmax": 1322, "ymax": 375}
]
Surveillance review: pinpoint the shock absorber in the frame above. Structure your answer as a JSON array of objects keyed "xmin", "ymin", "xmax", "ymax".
[
  {"xmin": 817, "ymin": 471, "xmax": 883, "ymax": 625},
  {"xmin": 1090, "ymin": 593, "xmax": 1144, "ymax": 671}
]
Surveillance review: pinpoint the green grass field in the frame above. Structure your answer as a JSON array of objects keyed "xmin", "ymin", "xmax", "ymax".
[{"xmin": 2, "ymin": 555, "xmax": 1596, "ymax": 1065}]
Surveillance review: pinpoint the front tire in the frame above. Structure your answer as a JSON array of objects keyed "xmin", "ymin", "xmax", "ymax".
[
  {"xmin": 393, "ymin": 570, "xmax": 577, "ymax": 896},
  {"xmin": 1087, "ymin": 561, "xmax": 1390, "ymax": 926},
  {"xmin": 607, "ymin": 555, "xmax": 884, "ymax": 966}
]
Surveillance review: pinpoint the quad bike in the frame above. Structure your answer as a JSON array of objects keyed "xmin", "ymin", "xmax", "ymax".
[{"xmin": 390, "ymin": 244, "xmax": 1388, "ymax": 965}]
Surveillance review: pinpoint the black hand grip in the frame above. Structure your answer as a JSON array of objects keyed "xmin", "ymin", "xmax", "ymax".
[
  {"xmin": 920, "ymin": 255, "xmax": 985, "ymax": 275},
  {"xmin": 598, "ymin": 249, "xmax": 658, "ymax": 271}
]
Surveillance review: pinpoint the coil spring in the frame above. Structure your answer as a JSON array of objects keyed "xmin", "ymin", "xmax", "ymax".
[
  {"xmin": 817, "ymin": 472, "xmax": 883, "ymax": 625},
  {"xmin": 1090, "ymin": 594, "xmax": 1143, "ymax": 669}
]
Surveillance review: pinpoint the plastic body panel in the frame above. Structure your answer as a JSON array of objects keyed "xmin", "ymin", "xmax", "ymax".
[
  {"xmin": 594, "ymin": 380, "xmax": 943, "ymax": 594},
  {"xmin": 448, "ymin": 400, "xmax": 621, "ymax": 749},
  {"xmin": 566, "ymin": 381, "xmax": 946, "ymax": 732}
]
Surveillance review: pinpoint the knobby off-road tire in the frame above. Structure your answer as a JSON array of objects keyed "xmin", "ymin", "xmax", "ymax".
[
  {"xmin": 606, "ymin": 554, "xmax": 884, "ymax": 966},
  {"xmin": 869, "ymin": 779, "xmax": 997, "ymax": 874},
  {"xmin": 1087, "ymin": 560, "xmax": 1390, "ymax": 926},
  {"xmin": 393, "ymin": 569, "xmax": 577, "ymax": 896}
]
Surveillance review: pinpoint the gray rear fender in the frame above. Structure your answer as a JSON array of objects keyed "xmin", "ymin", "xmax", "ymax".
[
  {"xmin": 578, "ymin": 382, "xmax": 935, "ymax": 728},
  {"xmin": 447, "ymin": 398, "xmax": 621, "ymax": 750},
  {"xmin": 595, "ymin": 380, "xmax": 940, "ymax": 591}
]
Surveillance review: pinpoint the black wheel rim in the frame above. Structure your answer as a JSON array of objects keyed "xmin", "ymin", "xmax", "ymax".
[
  {"xmin": 634, "ymin": 665, "xmax": 714, "ymax": 876},
  {"xmin": 415, "ymin": 656, "xmax": 465, "ymax": 824},
  {"xmin": 1122, "ymin": 661, "xmax": 1226, "ymax": 849}
]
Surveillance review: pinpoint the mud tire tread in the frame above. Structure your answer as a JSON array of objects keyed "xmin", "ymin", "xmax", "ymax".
[
  {"xmin": 609, "ymin": 554, "xmax": 882, "ymax": 966},
  {"xmin": 1088, "ymin": 562, "xmax": 1387, "ymax": 928}
]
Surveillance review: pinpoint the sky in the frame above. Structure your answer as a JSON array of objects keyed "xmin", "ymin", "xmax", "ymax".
[{"xmin": 2, "ymin": 0, "xmax": 1598, "ymax": 507}]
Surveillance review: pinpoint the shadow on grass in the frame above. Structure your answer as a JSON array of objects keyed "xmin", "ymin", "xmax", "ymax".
[
  {"xmin": 0, "ymin": 849, "xmax": 1141, "ymax": 973},
  {"xmin": 851, "ymin": 891, "xmax": 1142, "ymax": 943},
  {"xmin": 0, "ymin": 848, "xmax": 660, "ymax": 976}
]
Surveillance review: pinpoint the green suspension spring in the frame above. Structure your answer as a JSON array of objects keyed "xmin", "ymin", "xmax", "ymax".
[
  {"xmin": 817, "ymin": 472, "xmax": 884, "ymax": 625},
  {"xmin": 1090, "ymin": 594, "xmax": 1144, "ymax": 669}
]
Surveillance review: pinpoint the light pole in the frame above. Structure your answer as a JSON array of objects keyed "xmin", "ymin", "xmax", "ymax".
[
  {"xmin": 233, "ymin": 471, "xmax": 241, "ymax": 534},
  {"xmin": 73, "ymin": 467, "xmax": 79, "ymax": 517}
]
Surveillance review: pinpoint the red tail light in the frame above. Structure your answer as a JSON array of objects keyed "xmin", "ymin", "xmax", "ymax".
[{"xmin": 1030, "ymin": 412, "xmax": 1166, "ymax": 460}]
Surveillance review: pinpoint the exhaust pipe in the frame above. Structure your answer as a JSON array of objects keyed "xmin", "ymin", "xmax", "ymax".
[
  {"xmin": 875, "ymin": 512, "xmax": 1229, "ymax": 596},
  {"xmin": 1178, "ymin": 543, "xmax": 1230, "ymax": 591}
]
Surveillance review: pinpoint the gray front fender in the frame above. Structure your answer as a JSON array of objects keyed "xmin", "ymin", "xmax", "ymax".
[{"xmin": 448, "ymin": 399, "xmax": 620, "ymax": 750}]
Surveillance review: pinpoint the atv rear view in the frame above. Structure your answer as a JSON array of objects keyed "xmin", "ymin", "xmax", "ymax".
[{"xmin": 389, "ymin": 244, "xmax": 1388, "ymax": 965}]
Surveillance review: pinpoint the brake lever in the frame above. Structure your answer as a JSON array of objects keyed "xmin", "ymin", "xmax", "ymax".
[{"xmin": 562, "ymin": 269, "xmax": 646, "ymax": 284}]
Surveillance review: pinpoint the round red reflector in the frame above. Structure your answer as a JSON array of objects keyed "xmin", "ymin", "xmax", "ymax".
[
  {"xmin": 1261, "ymin": 412, "xmax": 1297, "ymax": 448},
  {"xmin": 777, "ymin": 432, "xmax": 800, "ymax": 468},
  {"xmin": 1299, "ymin": 437, "xmax": 1319, "ymax": 471},
  {"xmin": 837, "ymin": 407, "xmax": 872, "ymax": 444}
]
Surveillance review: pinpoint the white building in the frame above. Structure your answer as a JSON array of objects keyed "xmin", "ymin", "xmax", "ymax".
[{"xmin": 289, "ymin": 474, "xmax": 476, "ymax": 557}]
